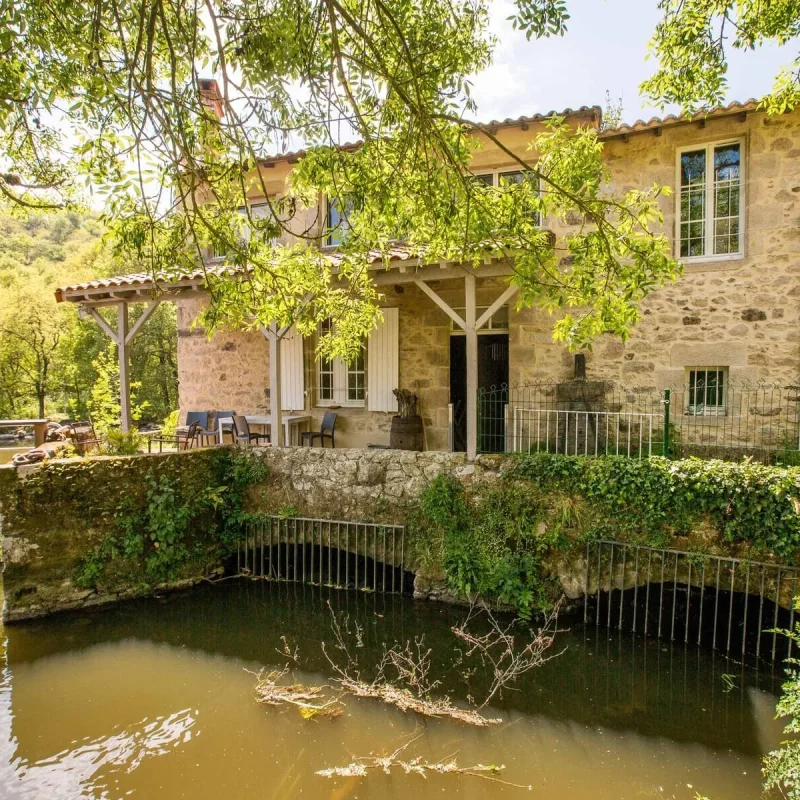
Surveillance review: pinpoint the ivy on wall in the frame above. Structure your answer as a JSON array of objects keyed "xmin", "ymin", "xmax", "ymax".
[
  {"xmin": 0, "ymin": 447, "xmax": 270, "ymax": 592},
  {"xmin": 410, "ymin": 454, "xmax": 800, "ymax": 618},
  {"xmin": 508, "ymin": 454, "xmax": 800, "ymax": 559},
  {"xmin": 410, "ymin": 475, "xmax": 566, "ymax": 619}
]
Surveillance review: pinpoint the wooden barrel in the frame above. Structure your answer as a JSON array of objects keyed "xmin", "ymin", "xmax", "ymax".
[{"xmin": 389, "ymin": 415, "xmax": 424, "ymax": 451}]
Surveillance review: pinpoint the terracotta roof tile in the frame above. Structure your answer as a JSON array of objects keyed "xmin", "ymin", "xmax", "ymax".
[
  {"xmin": 600, "ymin": 99, "xmax": 761, "ymax": 137},
  {"xmin": 56, "ymin": 247, "xmax": 421, "ymax": 301}
]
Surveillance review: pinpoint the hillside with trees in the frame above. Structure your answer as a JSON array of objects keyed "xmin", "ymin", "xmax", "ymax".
[{"xmin": 0, "ymin": 210, "xmax": 177, "ymax": 425}]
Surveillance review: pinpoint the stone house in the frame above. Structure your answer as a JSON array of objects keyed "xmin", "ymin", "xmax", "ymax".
[{"xmin": 56, "ymin": 99, "xmax": 800, "ymax": 459}]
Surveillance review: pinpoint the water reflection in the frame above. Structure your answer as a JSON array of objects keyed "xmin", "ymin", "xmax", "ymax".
[{"xmin": 0, "ymin": 581, "xmax": 787, "ymax": 799}]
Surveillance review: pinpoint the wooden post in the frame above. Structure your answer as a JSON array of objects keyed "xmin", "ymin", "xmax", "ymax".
[
  {"xmin": 465, "ymin": 273, "xmax": 478, "ymax": 460},
  {"xmin": 117, "ymin": 303, "xmax": 131, "ymax": 433},
  {"xmin": 267, "ymin": 323, "xmax": 284, "ymax": 447},
  {"xmin": 83, "ymin": 300, "xmax": 160, "ymax": 433}
]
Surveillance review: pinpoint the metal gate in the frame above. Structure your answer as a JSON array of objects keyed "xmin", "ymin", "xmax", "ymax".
[
  {"xmin": 238, "ymin": 516, "xmax": 407, "ymax": 594},
  {"xmin": 584, "ymin": 540, "xmax": 800, "ymax": 663}
]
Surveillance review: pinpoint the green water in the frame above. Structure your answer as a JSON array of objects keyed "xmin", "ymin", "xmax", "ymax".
[{"xmin": 0, "ymin": 581, "xmax": 788, "ymax": 798}]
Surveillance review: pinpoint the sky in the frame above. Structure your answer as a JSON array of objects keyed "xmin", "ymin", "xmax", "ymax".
[{"xmin": 470, "ymin": 0, "xmax": 797, "ymax": 125}]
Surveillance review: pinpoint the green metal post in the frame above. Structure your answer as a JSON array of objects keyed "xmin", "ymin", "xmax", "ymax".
[{"xmin": 662, "ymin": 388, "xmax": 671, "ymax": 457}]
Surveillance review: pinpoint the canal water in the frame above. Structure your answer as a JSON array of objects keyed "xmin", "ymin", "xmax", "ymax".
[{"xmin": 0, "ymin": 581, "xmax": 789, "ymax": 799}]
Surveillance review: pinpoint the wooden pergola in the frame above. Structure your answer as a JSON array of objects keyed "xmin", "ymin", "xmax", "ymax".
[{"xmin": 56, "ymin": 257, "xmax": 517, "ymax": 458}]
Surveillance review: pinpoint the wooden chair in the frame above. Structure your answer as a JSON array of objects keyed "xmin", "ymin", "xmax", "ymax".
[
  {"xmin": 301, "ymin": 411, "xmax": 337, "ymax": 448},
  {"xmin": 232, "ymin": 415, "xmax": 271, "ymax": 446}
]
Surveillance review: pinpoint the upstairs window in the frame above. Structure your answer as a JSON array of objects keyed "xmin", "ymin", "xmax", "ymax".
[
  {"xmin": 325, "ymin": 197, "xmax": 353, "ymax": 247},
  {"xmin": 686, "ymin": 367, "xmax": 727, "ymax": 416},
  {"xmin": 317, "ymin": 318, "xmax": 365, "ymax": 406},
  {"xmin": 210, "ymin": 202, "xmax": 276, "ymax": 259},
  {"xmin": 678, "ymin": 141, "xmax": 743, "ymax": 260},
  {"xmin": 474, "ymin": 169, "xmax": 541, "ymax": 226}
]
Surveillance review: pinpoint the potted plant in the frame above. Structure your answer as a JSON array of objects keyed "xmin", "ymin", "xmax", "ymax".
[{"xmin": 390, "ymin": 388, "xmax": 424, "ymax": 450}]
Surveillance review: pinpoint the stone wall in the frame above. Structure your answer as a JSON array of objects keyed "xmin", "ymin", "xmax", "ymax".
[
  {"xmin": 0, "ymin": 447, "xmax": 500, "ymax": 622},
  {"xmin": 176, "ymin": 107, "xmax": 800, "ymax": 453},
  {"xmin": 4, "ymin": 445, "xmax": 799, "ymax": 622},
  {"xmin": 513, "ymin": 110, "xmax": 800, "ymax": 388}
]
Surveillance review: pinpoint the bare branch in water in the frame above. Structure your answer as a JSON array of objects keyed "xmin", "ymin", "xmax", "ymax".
[
  {"xmin": 276, "ymin": 636, "xmax": 300, "ymax": 664},
  {"xmin": 451, "ymin": 597, "xmax": 566, "ymax": 709},
  {"xmin": 322, "ymin": 601, "xmax": 501, "ymax": 725},
  {"xmin": 316, "ymin": 735, "xmax": 532, "ymax": 789},
  {"xmin": 251, "ymin": 666, "xmax": 344, "ymax": 720}
]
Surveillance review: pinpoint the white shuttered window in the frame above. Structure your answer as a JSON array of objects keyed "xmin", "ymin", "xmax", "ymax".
[
  {"xmin": 367, "ymin": 308, "xmax": 399, "ymax": 412},
  {"xmin": 280, "ymin": 326, "xmax": 305, "ymax": 411}
]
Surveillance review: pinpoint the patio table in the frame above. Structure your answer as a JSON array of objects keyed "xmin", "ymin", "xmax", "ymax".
[{"xmin": 216, "ymin": 414, "xmax": 311, "ymax": 446}]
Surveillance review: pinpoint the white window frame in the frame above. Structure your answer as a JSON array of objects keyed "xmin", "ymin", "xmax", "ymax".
[
  {"xmin": 323, "ymin": 196, "xmax": 352, "ymax": 248},
  {"xmin": 316, "ymin": 320, "xmax": 365, "ymax": 408},
  {"xmin": 684, "ymin": 367, "xmax": 728, "ymax": 417},
  {"xmin": 473, "ymin": 168, "xmax": 543, "ymax": 227},
  {"xmin": 675, "ymin": 139, "xmax": 745, "ymax": 264}
]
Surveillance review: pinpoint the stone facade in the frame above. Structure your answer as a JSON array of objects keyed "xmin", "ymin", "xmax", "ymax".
[{"xmin": 175, "ymin": 106, "xmax": 800, "ymax": 452}]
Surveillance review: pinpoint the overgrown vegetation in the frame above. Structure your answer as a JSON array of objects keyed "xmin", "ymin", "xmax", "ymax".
[
  {"xmin": 508, "ymin": 454, "xmax": 800, "ymax": 560},
  {"xmin": 74, "ymin": 448, "xmax": 268, "ymax": 590},
  {"xmin": 0, "ymin": 209, "xmax": 177, "ymax": 424},
  {"xmin": 408, "ymin": 454, "xmax": 800, "ymax": 617},
  {"xmin": 411, "ymin": 475, "xmax": 567, "ymax": 619},
  {"xmin": 764, "ymin": 608, "xmax": 800, "ymax": 799}
]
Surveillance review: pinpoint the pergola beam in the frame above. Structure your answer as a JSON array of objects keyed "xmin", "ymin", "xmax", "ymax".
[
  {"xmin": 413, "ymin": 279, "xmax": 466, "ymax": 330},
  {"xmin": 475, "ymin": 284, "xmax": 518, "ymax": 330},
  {"xmin": 464, "ymin": 274, "xmax": 478, "ymax": 460},
  {"xmin": 258, "ymin": 322, "xmax": 292, "ymax": 447},
  {"xmin": 80, "ymin": 300, "xmax": 162, "ymax": 432},
  {"xmin": 125, "ymin": 300, "xmax": 161, "ymax": 345}
]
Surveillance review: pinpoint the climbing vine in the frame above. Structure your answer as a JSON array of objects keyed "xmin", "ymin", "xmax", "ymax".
[
  {"xmin": 75, "ymin": 448, "xmax": 268, "ymax": 589},
  {"xmin": 409, "ymin": 454, "xmax": 800, "ymax": 619},
  {"xmin": 508, "ymin": 454, "xmax": 800, "ymax": 559}
]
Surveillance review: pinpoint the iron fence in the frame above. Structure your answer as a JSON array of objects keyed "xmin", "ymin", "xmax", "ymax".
[
  {"xmin": 238, "ymin": 516, "xmax": 408, "ymax": 594},
  {"xmin": 585, "ymin": 540, "xmax": 800, "ymax": 663},
  {"xmin": 477, "ymin": 379, "xmax": 800, "ymax": 463}
]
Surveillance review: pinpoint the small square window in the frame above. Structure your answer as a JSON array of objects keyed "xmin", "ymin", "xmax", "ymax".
[{"xmin": 686, "ymin": 368, "xmax": 727, "ymax": 416}]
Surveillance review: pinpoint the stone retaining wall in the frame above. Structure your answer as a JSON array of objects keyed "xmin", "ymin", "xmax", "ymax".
[{"xmin": 0, "ymin": 447, "xmax": 506, "ymax": 622}]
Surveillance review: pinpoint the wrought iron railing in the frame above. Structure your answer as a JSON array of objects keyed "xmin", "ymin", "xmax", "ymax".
[
  {"xmin": 477, "ymin": 379, "xmax": 800, "ymax": 463},
  {"xmin": 585, "ymin": 540, "xmax": 800, "ymax": 663},
  {"xmin": 238, "ymin": 516, "xmax": 408, "ymax": 594}
]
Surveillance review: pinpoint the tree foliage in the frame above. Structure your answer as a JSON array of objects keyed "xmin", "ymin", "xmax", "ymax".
[
  {"xmin": 0, "ymin": 0, "xmax": 679, "ymax": 357},
  {"xmin": 642, "ymin": 0, "xmax": 800, "ymax": 113},
  {"xmin": 0, "ymin": 209, "xmax": 177, "ymax": 422}
]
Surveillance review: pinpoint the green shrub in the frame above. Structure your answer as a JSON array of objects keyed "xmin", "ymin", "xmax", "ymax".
[
  {"xmin": 413, "ymin": 475, "xmax": 560, "ymax": 619},
  {"xmin": 101, "ymin": 429, "xmax": 145, "ymax": 456},
  {"xmin": 75, "ymin": 448, "xmax": 268, "ymax": 589},
  {"xmin": 509, "ymin": 454, "xmax": 800, "ymax": 560},
  {"xmin": 764, "ymin": 612, "xmax": 800, "ymax": 799}
]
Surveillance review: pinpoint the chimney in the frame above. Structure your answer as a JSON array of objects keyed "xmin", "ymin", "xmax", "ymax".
[{"xmin": 198, "ymin": 79, "xmax": 224, "ymax": 119}]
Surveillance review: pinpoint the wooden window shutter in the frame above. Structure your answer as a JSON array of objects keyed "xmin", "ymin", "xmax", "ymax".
[
  {"xmin": 367, "ymin": 307, "xmax": 399, "ymax": 412},
  {"xmin": 280, "ymin": 327, "xmax": 305, "ymax": 411}
]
